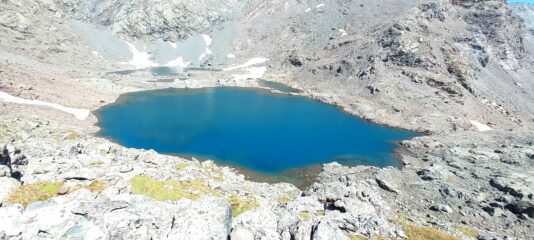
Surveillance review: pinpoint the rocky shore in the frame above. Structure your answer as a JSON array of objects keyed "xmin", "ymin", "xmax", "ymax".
[{"xmin": 1, "ymin": 0, "xmax": 533, "ymax": 239}]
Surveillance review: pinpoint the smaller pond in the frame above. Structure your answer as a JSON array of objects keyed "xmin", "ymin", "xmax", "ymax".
[{"xmin": 95, "ymin": 88, "xmax": 418, "ymax": 186}]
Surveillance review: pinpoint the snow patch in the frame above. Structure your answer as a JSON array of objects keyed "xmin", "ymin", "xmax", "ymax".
[
  {"xmin": 169, "ymin": 42, "xmax": 177, "ymax": 49},
  {"xmin": 232, "ymin": 67, "xmax": 267, "ymax": 80},
  {"xmin": 122, "ymin": 42, "xmax": 158, "ymax": 69},
  {"xmin": 470, "ymin": 121, "xmax": 492, "ymax": 132},
  {"xmin": 339, "ymin": 29, "xmax": 348, "ymax": 36},
  {"xmin": 202, "ymin": 34, "xmax": 213, "ymax": 46},
  {"xmin": 316, "ymin": 3, "xmax": 325, "ymax": 8},
  {"xmin": 227, "ymin": 54, "xmax": 236, "ymax": 58},
  {"xmin": 91, "ymin": 51, "xmax": 98, "ymax": 55},
  {"xmin": 198, "ymin": 34, "xmax": 213, "ymax": 62},
  {"xmin": 0, "ymin": 91, "xmax": 90, "ymax": 120},
  {"xmin": 305, "ymin": 8, "xmax": 311, "ymax": 12},
  {"xmin": 223, "ymin": 58, "xmax": 269, "ymax": 71},
  {"xmin": 165, "ymin": 57, "xmax": 191, "ymax": 68}
]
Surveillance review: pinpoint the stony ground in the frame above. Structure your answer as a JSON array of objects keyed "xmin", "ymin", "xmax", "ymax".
[{"xmin": 0, "ymin": 0, "xmax": 533, "ymax": 239}]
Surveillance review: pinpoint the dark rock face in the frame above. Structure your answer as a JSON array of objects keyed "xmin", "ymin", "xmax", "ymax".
[
  {"xmin": 288, "ymin": 53, "xmax": 303, "ymax": 67},
  {"xmin": 0, "ymin": 144, "xmax": 8, "ymax": 166},
  {"xmin": 506, "ymin": 200, "xmax": 534, "ymax": 218},
  {"xmin": 462, "ymin": 1, "xmax": 525, "ymax": 67},
  {"xmin": 378, "ymin": 24, "xmax": 429, "ymax": 69}
]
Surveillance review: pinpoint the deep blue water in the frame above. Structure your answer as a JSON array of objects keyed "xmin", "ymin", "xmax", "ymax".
[{"xmin": 95, "ymin": 88, "xmax": 418, "ymax": 176}]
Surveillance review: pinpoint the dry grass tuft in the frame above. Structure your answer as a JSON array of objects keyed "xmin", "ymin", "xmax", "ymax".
[
  {"xmin": 129, "ymin": 175, "xmax": 215, "ymax": 201},
  {"xmin": 229, "ymin": 194, "xmax": 259, "ymax": 217},
  {"xmin": 6, "ymin": 182, "xmax": 63, "ymax": 207}
]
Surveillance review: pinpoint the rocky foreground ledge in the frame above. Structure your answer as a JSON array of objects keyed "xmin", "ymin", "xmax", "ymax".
[{"xmin": 0, "ymin": 112, "xmax": 533, "ymax": 240}]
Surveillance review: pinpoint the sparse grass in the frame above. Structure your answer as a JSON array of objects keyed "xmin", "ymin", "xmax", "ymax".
[
  {"xmin": 229, "ymin": 194, "xmax": 259, "ymax": 217},
  {"xmin": 299, "ymin": 210, "xmax": 310, "ymax": 219},
  {"xmin": 129, "ymin": 175, "xmax": 214, "ymax": 201},
  {"xmin": 65, "ymin": 130, "xmax": 80, "ymax": 140},
  {"xmin": 276, "ymin": 195, "xmax": 293, "ymax": 204},
  {"xmin": 349, "ymin": 233, "xmax": 368, "ymax": 240},
  {"xmin": 391, "ymin": 212, "xmax": 460, "ymax": 240},
  {"xmin": 348, "ymin": 233, "xmax": 392, "ymax": 240},
  {"xmin": 454, "ymin": 225, "xmax": 479, "ymax": 239},
  {"xmin": 403, "ymin": 224, "xmax": 460, "ymax": 240},
  {"xmin": 211, "ymin": 172, "xmax": 225, "ymax": 182},
  {"xmin": 86, "ymin": 180, "xmax": 108, "ymax": 193},
  {"xmin": 175, "ymin": 162, "xmax": 188, "ymax": 171},
  {"xmin": 297, "ymin": 209, "xmax": 325, "ymax": 219},
  {"xmin": 6, "ymin": 182, "xmax": 63, "ymax": 207},
  {"xmin": 89, "ymin": 160, "xmax": 104, "ymax": 167},
  {"xmin": 201, "ymin": 161, "xmax": 225, "ymax": 182}
]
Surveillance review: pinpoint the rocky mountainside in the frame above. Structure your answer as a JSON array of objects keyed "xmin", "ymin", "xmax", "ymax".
[
  {"xmin": 0, "ymin": 0, "xmax": 533, "ymax": 239},
  {"xmin": 55, "ymin": 0, "xmax": 237, "ymax": 41},
  {"xmin": 237, "ymin": 0, "xmax": 534, "ymax": 133}
]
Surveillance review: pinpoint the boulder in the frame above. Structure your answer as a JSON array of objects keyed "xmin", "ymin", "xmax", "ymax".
[
  {"xmin": 72, "ymin": 200, "xmax": 130, "ymax": 217},
  {"xmin": 482, "ymin": 206, "xmax": 503, "ymax": 217},
  {"xmin": 231, "ymin": 207, "xmax": 279, "ymax": 239},
  {"xmin": 312, "ymin": 221, "xmax": 349, "ymax": 240},
  {"xmin": 0, "ymin": 165, "xmax": 11, "ymax": 177},
  {"xmin": 430, "ymin": 204, "xmax": 453, "ymax": 213},
  {"xmin": 0, "ymin": 177, "xmax": 20, "ymax": 206},
  {"xmin": 375, "ymin": 169, "xmax": 401, "ymax": 193},
  {"xmin": 417, "ymin": 165, "xmax": 451, "ymax": 181},
  {"xmin": 230, "ymin": 227, "xmax": 254, "ymax": 240},
  {"xmin": 166, "ymin": 196, "xmax": 232, "ymax": 240},
  {"xmin": 0, "ymin": 205, "xmax": 24, "ymax": 236}
]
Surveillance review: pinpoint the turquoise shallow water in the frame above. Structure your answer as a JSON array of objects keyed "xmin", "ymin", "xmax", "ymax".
[
  {"xmin": 508, "ymin": 0, "xmax": 534, "ymax": 3},
  {"xmin": 95, "ymin": 87, "xmax": 418, "ymax": 177}
]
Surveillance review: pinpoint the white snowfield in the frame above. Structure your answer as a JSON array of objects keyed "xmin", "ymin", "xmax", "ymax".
[
  {"xmin": 199, "ymin": 34, "xmax": 213, "ymax": 62},
  {"xmin": 123, "ymin": 42, "xmax": 158, "ymax": 69},
  {"xmin": 165, "ymin": 57, "xmax": 190, "ymax": 68},
  {"xmin": 0, "ymin": 91, "xmax": 90, "ymax": 120},
  {"xmin": 231, "ymin": 67, "xmax": 267, "ymax": 80},
  {"xmin": 470, "ymin": 120, "xmax": 492, "ymax": 132}
]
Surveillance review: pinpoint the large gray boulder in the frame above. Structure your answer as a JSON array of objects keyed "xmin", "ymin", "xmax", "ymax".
[
  {"xmin": 0, "ymin": 177, "xmax": 20, "ymax": 206},
  {"xmin": 166, "ymin": 196, "xmax": 232, "ymax": 240},
  {"xmin": 312, "ymin": 221, "xmax": 349, "ymax": 240}
]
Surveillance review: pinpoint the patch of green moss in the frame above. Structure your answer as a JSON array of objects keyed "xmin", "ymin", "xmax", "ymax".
[
  {"xmin": 454, "ymin": 225, "xmax": 479, "ymax": 239},
  {"xmin": 86, "ymin": 180, "xmax": 108, "ymax": 193},
  {"xmin": 299, "ymin": 210, "xmax": 310, "ymax": 219},
  {"xmin": 276, "ymin": 195, "xmax": 293, "ymax": 204},
  {"xmin": 229, "ymin": 194, "xmax": 259, "ymax": 217},
  {"xmin": 6, "ymin": 182, "xmax": 64, "ymax": 207},
  {"xmin": 175, "ymin": 162, "xmax": 189, "ymax": 171},
  {"xmin": 129, "ymin": 175, "xmax": 214, "ymax": 201}
]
